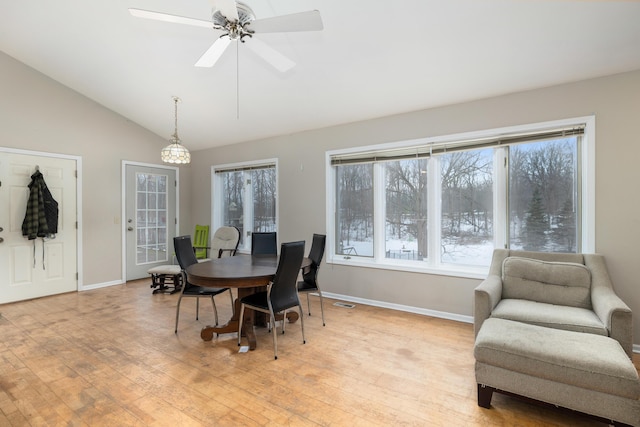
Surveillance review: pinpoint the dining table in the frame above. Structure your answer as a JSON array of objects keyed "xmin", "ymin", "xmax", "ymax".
[{"xmin": 186, "ymin": 254, "xmax": 310, "ymax": 350}]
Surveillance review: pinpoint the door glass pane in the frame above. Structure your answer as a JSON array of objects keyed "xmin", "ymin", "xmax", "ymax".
[
  {"xmin": 137, "ymin": 174, "xmax": 147, "ymax": 191},
  {"xmin": 440, "ymin": 149, "xmax": 494, "ymax": 266},
  {"xmin": 384, "ymin": 159, "xmax": 428, "ymax": 261},
  {"xmin": 336, "ymin": 163, "xmax": 374, "ymax": 257},
  {"xmin": 157, "ymin": 193, "xmax": 166, "ymax": 210},
  {"xmin": 252, "ymin": 168, "xmax": 276, "ymax": 233},
  {"xmin": 158, "ymin": 175, "xmax": 167, "ymax": 192},
  {"xmin": 136, "ymin": 172, "xmax": 169, "ymax": 265},
  {"xmin": 509, "ymin": 137, "xmax": 579, "ymax": 252}
]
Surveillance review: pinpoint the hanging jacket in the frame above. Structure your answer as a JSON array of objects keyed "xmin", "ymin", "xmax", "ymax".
[{"xmin": 22, "ymin": 170, "xmax": 58, "ymax": 240}]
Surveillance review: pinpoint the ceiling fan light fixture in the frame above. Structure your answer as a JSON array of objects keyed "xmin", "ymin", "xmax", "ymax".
[
  {"xmin": 161, "ymin": 96, "xmax": 191, "ymax": 164},
  {"xmin": 212, "ymin": 2, "xmax": 255, "ymax": 41}
]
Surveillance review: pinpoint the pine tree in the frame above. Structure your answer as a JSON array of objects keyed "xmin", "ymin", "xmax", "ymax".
[
  {"xmin": 553, "ymin": 198, "xmax": 576, "ymax": 252},
  {"xmin": 524, "ymin": 187, "xmax": 547, "ymax": 251}
]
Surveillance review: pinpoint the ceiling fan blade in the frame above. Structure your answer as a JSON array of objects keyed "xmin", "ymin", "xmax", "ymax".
[
  {"xmin": 245, "ymin": 37, "xmax": 295, "ymax": 72},
  {"xmin": 195, "ymin": 37, "xmax": 231, "ymax": 67},
  {"xmin": 248, "ymin": 10, "xmax": 323, "ymax": 33},
  {"xmin": 128, "ymin": 8, "xmax": 212, "ymax": 29},
  {"xmin": 212, "ymin": 0, "xmax": 239, "ymax": 22}
]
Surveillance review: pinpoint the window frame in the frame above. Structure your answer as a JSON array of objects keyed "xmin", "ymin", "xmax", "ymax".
[
  {"xmin": 211, "ymin": 158, "xmax": 279, "ymax": 254},
  {"xmin": 325, "ymin": 116, "xmax": 595, "ymax": 278}
]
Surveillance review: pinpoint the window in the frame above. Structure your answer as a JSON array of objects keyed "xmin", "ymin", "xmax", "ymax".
[
  {"xmin": 327, "ymin": 118, "xmax": 594, "ymax": 276},
  {"xmin": 440, "ymin": 149, "xmax": 494, "ymax": 266},
  {"xmin": 212, "ymin": 160, "xmax": 277, "ymax": 252},
  {"xmin": 336, "ymin": 163, "xmax": 373, "ymax": 256}
]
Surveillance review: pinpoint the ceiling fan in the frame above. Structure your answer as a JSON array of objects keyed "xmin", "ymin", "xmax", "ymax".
[{"xmin": 129, "ymin": 0, "xmax": 323, "ymax": 72}]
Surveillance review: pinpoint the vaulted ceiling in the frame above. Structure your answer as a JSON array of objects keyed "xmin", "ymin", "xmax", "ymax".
[{"xmin": 2, "ymin": 1, "xmax": 640, "ymax": 151}]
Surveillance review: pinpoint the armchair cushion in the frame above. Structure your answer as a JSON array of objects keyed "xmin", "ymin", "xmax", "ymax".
[
  {"xmin": 502, "ymin": 257, "xmax": 591, "ymax": 309},
  {"xmin": 491, "ymin": 299, "xmax": 608, "ymax": 336}
]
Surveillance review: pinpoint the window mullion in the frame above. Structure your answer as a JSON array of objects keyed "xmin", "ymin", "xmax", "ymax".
[
  {"xmin": 244, "ymin": 171, "xmax": 254, "ymax": 240},
  {"xmin": 211, "ymin": 168, "xmax": 220, "ymax": 231},
  {"xmin": 493, "ymin": 147, "xmax": 508, "ymax": 249},
  {"xmin": 428, "ymin": 156, "xmax": 441, "ymax": 266},
  {"xmin": 373, "ymin": 163, "xmax": 386, "ymax": 260}
]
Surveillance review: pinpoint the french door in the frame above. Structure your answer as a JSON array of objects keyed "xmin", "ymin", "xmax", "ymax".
[{"xmin": 124, "ymin": 163, "xmax": 178, "ymax": 280}]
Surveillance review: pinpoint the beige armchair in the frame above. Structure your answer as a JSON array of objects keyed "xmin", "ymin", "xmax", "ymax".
[
  {"xmin": 474, "ymin": 249, "xmax": 633, "ymax": 358},
  {"xmin": 198, "ymin": 226, "xmax": 241, "ymax": 262}
]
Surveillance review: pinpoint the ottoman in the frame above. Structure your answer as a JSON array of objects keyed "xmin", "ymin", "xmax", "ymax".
[
  {"xmin": 147, "ymin": 265, "xmax": 182, "ymax": 294},
  {"xmin": 475, "ymin": 317, "xmax": 640, "ymax": 426}
]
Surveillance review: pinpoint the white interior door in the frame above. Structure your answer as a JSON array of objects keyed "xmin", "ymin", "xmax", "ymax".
[
  {"xmin": 125, "ymin": 164, "xmax": 177, "ymax": 280},
  {"xmin": 0, "ymin": 152, "xmax": 78, "ymax": 304}
]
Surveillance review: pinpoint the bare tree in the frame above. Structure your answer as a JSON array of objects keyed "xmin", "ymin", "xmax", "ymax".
[{"xmin": 337, "ymin": 164, "xmax": 373, "ymax": 251}]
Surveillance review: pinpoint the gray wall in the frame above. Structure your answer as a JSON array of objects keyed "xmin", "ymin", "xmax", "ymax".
[
  {"xmin": 0, "ymin": 51, "xmax": 193, "ymax": 286},
  {"xmin": 3, "ymin": 47, "xmax": 640, "ymax": 346},
  {"xmin": 188, "ymin": 70, "xmax": 640, "ymax": 343}
]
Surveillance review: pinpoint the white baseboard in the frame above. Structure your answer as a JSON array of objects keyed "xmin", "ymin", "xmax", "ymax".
[
  {"xmin": 80, "ymin": 280, "xmax": 123, "ymax": 291},
  {"xmin": 322, "ymin": 292, "xmax": 474, "ymax": 324},
  {"xmin": 323, "ymin": 292, "xmax": 640, "ymax": 353}
]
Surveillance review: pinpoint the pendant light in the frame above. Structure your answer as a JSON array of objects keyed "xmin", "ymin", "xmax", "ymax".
[{"xmin": 161, "ymin": 96, "xmax": 191, "ymax": 164}]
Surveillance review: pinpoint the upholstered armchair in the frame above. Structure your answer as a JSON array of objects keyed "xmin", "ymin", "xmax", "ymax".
[{"xmin": 474, "ymin": 249, "xmax": 633, "ymax": 358}]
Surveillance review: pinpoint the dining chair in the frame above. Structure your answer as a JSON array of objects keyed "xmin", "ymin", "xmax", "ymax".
[
  {"xmin": 251, "ymin": 231, "xmax": 277, "ymax": 255},
  {"xmin": 297, "ymin": 234, "xmax": 327, "ymax": 326},
  {"xmin": 173, "ymin": 235, "xmax": 234, "ymax": 334},
  {"xmin": 238, "ymin": 241, "xmax": 306, "ymax": 359}
]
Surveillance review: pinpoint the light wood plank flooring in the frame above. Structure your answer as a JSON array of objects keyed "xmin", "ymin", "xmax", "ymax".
[{"xmin": 1, "ymin": 279, "xmax": 638, "ymax": 426}]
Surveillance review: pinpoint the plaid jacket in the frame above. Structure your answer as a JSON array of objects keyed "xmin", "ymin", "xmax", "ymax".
[{"xmin": 21, "ymin": 171, "xmax": 58, "ymax": 240}]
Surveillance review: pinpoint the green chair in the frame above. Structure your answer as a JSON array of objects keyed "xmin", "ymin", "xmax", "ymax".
[{"xmin": 192, "ymin": 225, "xmax": 210, "ymax": 260}]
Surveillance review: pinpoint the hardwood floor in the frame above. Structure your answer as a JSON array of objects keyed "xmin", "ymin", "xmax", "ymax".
[{"xmin": 0, "ymin": 279, "xmax": 637, "ymax": 426}]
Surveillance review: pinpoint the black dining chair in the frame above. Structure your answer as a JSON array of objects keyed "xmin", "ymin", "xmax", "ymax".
[
  {"xmin": 173, "ymin": 235, "xmax": 234, "ymax": 334},
  {"xmin": 297, "ymin": 234, "xmax": 327, "ymax": 326},
  {"xmin": 238, "ymin": 241, "xmax": 306, "ymax": 359},
  {"xmin": 251, "ymin": 231, "xmax": 277, "ymax": 255}
]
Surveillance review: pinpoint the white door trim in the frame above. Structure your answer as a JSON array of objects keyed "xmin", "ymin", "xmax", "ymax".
[
  {"xmin": 0, "ymin": 146, "xmax": 83, "ymax": 290},
  {"xmin": 121, "ymin": 160, "xmax": 180, "ymax": 284}
]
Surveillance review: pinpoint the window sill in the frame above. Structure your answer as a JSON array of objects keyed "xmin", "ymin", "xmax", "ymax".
[{"xmin": 327, "ymin": 256, "xmax": 488, "ymax": 280}]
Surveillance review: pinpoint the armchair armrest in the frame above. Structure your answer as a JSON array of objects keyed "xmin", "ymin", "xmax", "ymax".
[
  {"xmin": 192, "ymin": 245, "xmax": 210, "ymax": 258},
  {"xmin": 218, "ymin": 248, "xmax": 237, "ymax": 258},
  {"xmin": 585, "ymin": 254, "xmax": 633, "ymax": 358},
  {"xmin": 474, "ymin": 275, "xmax": 503, "ymax": 338}
]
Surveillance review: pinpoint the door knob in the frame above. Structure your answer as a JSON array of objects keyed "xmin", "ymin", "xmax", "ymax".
[
  {"xmin": 127, "ymin": 227, "xmax": 134, "ymax": 231},
  {"xmin": 0, "ymin": 237, "xmax": 4, "ymax": 243},
  {"xmin": 0, "ymin": 226, "xmax": 3, "ymax": 232}
]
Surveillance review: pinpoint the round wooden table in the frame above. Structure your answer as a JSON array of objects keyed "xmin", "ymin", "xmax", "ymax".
[{"xmin": 186, "ymin": 255, "xmax": 308, "ymax": 350}]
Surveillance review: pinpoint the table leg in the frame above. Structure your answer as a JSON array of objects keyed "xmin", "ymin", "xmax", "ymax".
[{"xmin": 200, "ymin": 287, "xmax": 258, "ymax": 350}]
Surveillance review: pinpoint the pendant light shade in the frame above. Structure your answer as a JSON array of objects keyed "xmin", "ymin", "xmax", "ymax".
[{"xmin": 161, "ymin": 96, "xmax": 191, "ymax": 164}]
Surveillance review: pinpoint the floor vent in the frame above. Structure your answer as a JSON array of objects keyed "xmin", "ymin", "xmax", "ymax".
[{"xmin": 333, "ymin": 302, "xmax": 355, "ymax": 309}]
